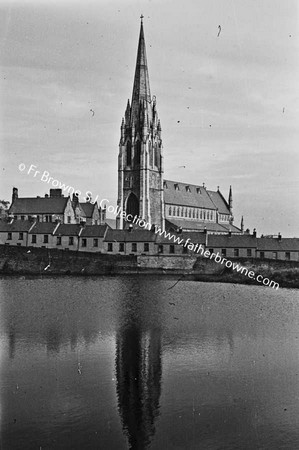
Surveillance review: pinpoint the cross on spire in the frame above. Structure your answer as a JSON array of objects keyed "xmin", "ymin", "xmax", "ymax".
[{"xmin": 140, "ymin": 14, "xmax": 144, "ymax": 22}]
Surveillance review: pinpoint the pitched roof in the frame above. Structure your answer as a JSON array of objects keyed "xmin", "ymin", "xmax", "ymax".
[
  {"xmin": 164, "ymin": 180, "xmax": 216, "ymax": 209},
  {"xmin": 81, "ymin": 225, "xmax": 107, "ymax": 238},
  {"xmin": 0, "ymin": 220, "xmax": 34, "ymax": 232},
  {"xmin": 104, "ymin": 218, "xmax": 116, "ymax": 229},
  {"xmin": 155, "ymin": 230, "xmax": 206, "ymax": 245},
  {"xmin": 257, "ymin": 238, "xmax": 299, "ymax": 252},
  {"xmin": 104, "ymin": 229, "xmax": 156, "ymax": 243},
  {"xmin": 206, "ymin": 190, "xmax": 230, "ymax": 215},
  {"xmin": 29, "ymin": 222, "xmax": 58, "ymax": 234},
  {"xmin": 9, "ymin": 197, "xmax": 69, "ymax": 215},
  {"xmin": 54, "ymin": 224, "xmax": 83, "ymax": 236},
  {"xmin": 207, "ymin": 234, "xmax": 257, "ymax": 248},
  {"xmin": 79, "ymin": 202, "xmax": 97, "ymax": 218},
  {"xmin": 166, "ymin": 218, "xmax": 231, "ymax": 233}
]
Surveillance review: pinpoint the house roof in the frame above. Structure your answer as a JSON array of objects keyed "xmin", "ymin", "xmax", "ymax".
[
  {"xmin": 29, "ymin": 222, "xmax": 58, "ymax": 234},
  {"xmin": 54, "ymin": 224, "xmax": 83, "ymax": 236},
  {"xmin": 155, "ymin": 230, "xmax": 206, "ymax": 245},
  {"xmin": 104, "ymin": 229, "xmax": 156, "ymax": 242},
  {"xmin": 207, "ymin": 234, "xmax": 257, "ymax": 248},
  {"xmin": 9, "ymin": 197, "xmax": 69, "ymax": 215},
  {"xmin": 257, "ymin": 238, "xmax": 299, "ymax": 252},
  {"xmin": 104, "ymin": 218, "xmax": 116, "ymax": 229},
  {"xmin": 79, "ymin": 202, "xmax": 97, "ymax": 218},
  {"xmin": 0, "ymin": 220, "xmax": 34, "ymax": 232},
  {"xmin": 81, "ymin": 225, "xmax": 107, "ymax": 238}
]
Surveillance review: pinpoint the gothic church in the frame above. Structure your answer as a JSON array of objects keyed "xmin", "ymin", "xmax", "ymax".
[{"xmin": 117, "ymin": 19, "xmax": 242, "ymax": 234}]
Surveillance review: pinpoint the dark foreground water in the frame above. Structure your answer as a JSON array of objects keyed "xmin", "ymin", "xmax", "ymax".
[{"xmin": 0, "ymin": 276, "xmax": 299, "ymax": 450}]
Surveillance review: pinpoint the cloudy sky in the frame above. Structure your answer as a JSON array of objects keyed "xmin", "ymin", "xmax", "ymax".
[{"xmin": 0, "ymin": 0, "xmax": 298, "ymax": 236}]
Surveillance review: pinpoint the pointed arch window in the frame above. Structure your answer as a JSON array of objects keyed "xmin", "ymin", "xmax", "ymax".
[
  {"xmin": 185, "ymin": 209, "xmax": 188, "ymax": 218},
  {"xmin": 196, "ymin": 209, "xmax": 199, "ymax": 219},
  {"xmin": 154, "ymin": 143, "xmax": 159, "ymax": 168}
]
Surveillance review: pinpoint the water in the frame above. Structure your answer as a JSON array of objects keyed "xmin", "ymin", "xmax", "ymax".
[{"xmin": 0, "ymin": 276, "xmax": 299, "ymax": 449}]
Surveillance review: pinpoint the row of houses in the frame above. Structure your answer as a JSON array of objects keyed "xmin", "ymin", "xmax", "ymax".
[{"xmin": 1, "ymin": 219, "xmax": 299, "ymax": 261}]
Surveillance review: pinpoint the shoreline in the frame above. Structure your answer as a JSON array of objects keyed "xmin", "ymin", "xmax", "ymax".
[{"xmin": 1, "ymin": 245, "xmax": 299, "ymax": 289}]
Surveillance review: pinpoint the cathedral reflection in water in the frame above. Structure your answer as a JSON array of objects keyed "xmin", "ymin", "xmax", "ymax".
[{"xmin": 115, "ymin": 312, "xmax": 162, "ymax": 449}]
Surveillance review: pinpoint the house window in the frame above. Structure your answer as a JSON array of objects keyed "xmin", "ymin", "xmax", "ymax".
[
  {"xmin": 82, "ymin": 238, "xmax": 87, "ymax": 247},
  {"xmin": 93, "ymin": 238, "xmax": 98, "ymax": 247},
  {"xmin": 158, "ymin": 245, "xmax": 163, "ymax": 254},
  {"xmin": 32, "ymin": 235, "xmax": 37, "ymax": 244},
  {"xmin": 196, "ymin": 210, "xmax": 199, "ymax": 219},
  {"xmin": 119, "ymin": 243, "xmax": 124, "ymax": 252},
  {"xmin": 144, "ymin": 243, "xmax": 149, "ymax": 252},
  {"xmin": 185, "ymin": 209, "xmax": 188, "ymax": 217},
  {"xmin": 108, "ymin": 242, "xmax": 113, "ymax": 252},
  {"xmin": 21, "ymin": 216, "xmax": 25, "ymax": 221},
  {"xmin": 247, "ymin": 249, "xmax": 252, "ymax": 257},
  {"xmin": 189, "ymin": 209, "xmax": 191, "ymax": 218},
  {"xmin": 260, "ymin": 251, "xmax": 265, "ymax": 259},
  {"xmin": 221, "ymin": 249, "xmax": 226, "ymax": 257},
  {"xmin": 57, "ymin": 236, "xmax": 62, "ymax": 245},
  {"xmin": 37, "ymin": 215, "xmax": 40, "ymax": 222},
  {"xmin": 169, "ymin": 207, "xmax": 172, "ymax": 216},
  {"xmin": 44, "ymin": 235, "xmax": 48, "ymax": 244},
  {"xmin": 69, "ymin": 237, "xmax": 74, "ymax": 246},
  {"xmin": 7, "ymin": 232, "xmax": 12, "ymax": 240},
  {"xmin": 183, "ymin": 246, "xmax": 188, "ymax": 254},
  {"xmin": 285, "ymin": 252, "xmax": 291, "ymax": 261},
  {"xmin": 132, "ymin": 243, "xmax": 137, "ymax": 252},
  {"xmin": 67, "ymin": 216, "xmax": 71, "ymax": 224},
  {"xmin": 181, "ymin": 208, "xmax": 183, "ymax": 217},
  {"xmin": 209, "ymin": 249, "xmax": 214, "ymax": 254},
  {"xmin": 170, "ymin": 244, "xmax": 175, "ymax": 254},
  {"xmin": 234, "ymin": 248, "xmax": 239, "ymax": 257}
]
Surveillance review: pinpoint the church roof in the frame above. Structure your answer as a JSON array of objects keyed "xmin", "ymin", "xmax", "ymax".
[
  {"xmin": 206, "ymin": 190, "xmax": 230, "ymax": 215},
  {"xmin": 163, "ymin": 180, "xmax": 230, "ymax": 214},
  {"xmin": 9, "ymin": 197, "xmax": 69, "ymax": 215},
  {"xmin": 166, "ymin": 218, "xmax": 232, "ymax": 233}
]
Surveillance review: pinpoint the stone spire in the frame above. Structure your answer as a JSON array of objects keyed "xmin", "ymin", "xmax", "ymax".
[
  {"xmin": 131, "ymin": 17, "xmax": 151, "ymax": 124},
  {"xmin": 240, "ymin": 215, "xmax": 244, "ymax": 233}
]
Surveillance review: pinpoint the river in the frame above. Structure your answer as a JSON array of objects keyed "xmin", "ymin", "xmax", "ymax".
[{"xmin": 0, "ymin": 276, "xmax": 299, "ymax": 449}]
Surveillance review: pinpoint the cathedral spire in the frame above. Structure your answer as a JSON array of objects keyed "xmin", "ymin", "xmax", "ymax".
[
  {"xmin": 131, "ymin": 17, "xmax": 151, "ymax": 122},
  {"xmin": 228, "ymin": 185, "xmax": 233, "ymax": 213}
]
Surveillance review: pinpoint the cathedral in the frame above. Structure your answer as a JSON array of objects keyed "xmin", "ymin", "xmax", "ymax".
[{"xmin": 117, "ymin": 18, "xmax": 242, "ymax": 234}]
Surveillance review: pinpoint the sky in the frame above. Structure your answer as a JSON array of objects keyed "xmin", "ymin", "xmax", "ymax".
[{"xmin": 0, "ymin": 0, "xmax": 298, "ymax": 236}]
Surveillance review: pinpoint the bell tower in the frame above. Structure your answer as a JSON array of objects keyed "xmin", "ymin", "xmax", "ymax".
[{"xmin": 117, "ymin": 17, "xmax": 165, "ymax": 229}]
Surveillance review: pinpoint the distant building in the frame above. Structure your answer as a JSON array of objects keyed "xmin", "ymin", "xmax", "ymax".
[
  {"xmin": 117, "ymin": 19, "xmax": 241, "ymax": 234},
  {"xmin": 9, "ymin": 188, "xmax": 76, "ymax": 224}
]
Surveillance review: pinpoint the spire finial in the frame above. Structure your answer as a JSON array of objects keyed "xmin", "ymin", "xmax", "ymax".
[{"xmin": 140, "ymin": 14, "xmax": 144, "ymax": 23}]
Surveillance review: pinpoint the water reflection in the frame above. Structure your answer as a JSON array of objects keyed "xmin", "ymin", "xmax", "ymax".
[{"xmin": 116, "ymin": 294, "xmax": 162, "ymax": 449}]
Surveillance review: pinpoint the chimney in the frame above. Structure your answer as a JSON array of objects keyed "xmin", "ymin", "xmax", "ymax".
[
  {"xmin": 72, "ymin": 193, "xmax": 79, "ymax": 206},
  {"xmin": 45, "ymin": 194, "xmax": 49, "ymax": 198},
  {"xmin": 50, "ymin": 189, "xmax": 62, "ymax": 198},
  {"xmin": 253, "ymin": 228, "xmax": 257, "ymax": 238},
  {"xmin": 228, "ymin": 229, "xmax": 232, "ymax": 237},
  {"xmin": 128, "ymin": 224, "xmax": 133, "ymax": 232},
  {"xmin": 12, "ymin": 187, "xmax": 18, "ymax": 203},
  {"xmin": 278, "ymin": 232, "xmax": 282, "ymax": 241}
]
